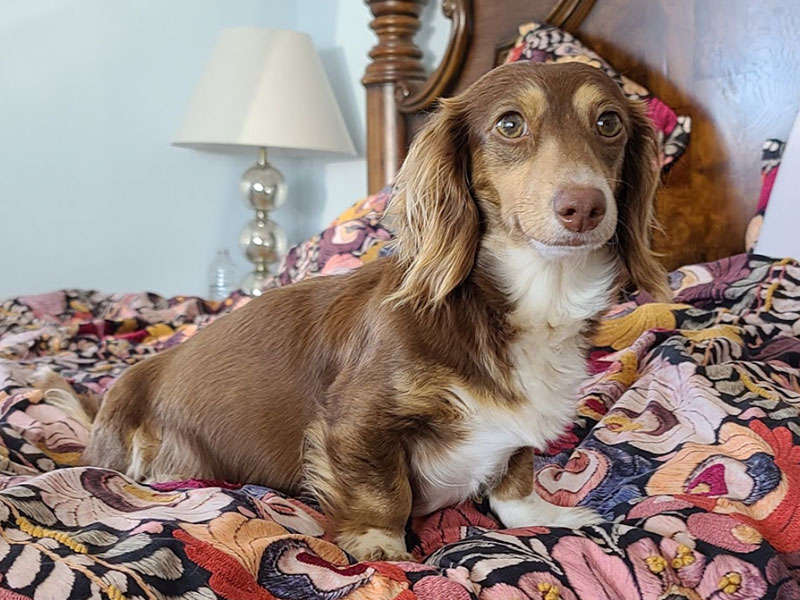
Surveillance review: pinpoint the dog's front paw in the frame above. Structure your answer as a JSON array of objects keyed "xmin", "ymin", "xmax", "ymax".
[
  {"xmin": 492, "ymin": 495, "xmax": 604, "ymax": 530},
  {"xmin": 337, "ymin": 528, "xmax": 415, "ymax": 562},
  {"xmin": 547, "ymin": 505, "xmax": 603, "ymax": 529}
]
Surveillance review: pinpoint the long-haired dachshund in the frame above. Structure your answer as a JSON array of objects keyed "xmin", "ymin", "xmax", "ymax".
[{"xmin": 53, "ymin": 62, "xmax": 668, "ymax": 561}]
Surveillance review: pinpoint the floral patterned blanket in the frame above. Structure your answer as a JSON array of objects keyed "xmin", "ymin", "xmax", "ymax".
[{"xmin": 1, "ymin": 253, "xmax": 799, "ymax": 599}]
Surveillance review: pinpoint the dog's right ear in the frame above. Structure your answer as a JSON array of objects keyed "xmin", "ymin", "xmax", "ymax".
[
  {"xmin": 615, "ymin": 99, "xmax": 670, "ymax": 302},
  {"xmin": 385, "ymin": 96, "xmax": 479, "ymax": 310}
]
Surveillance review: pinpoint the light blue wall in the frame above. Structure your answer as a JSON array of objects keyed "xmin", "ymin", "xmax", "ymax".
[{"xmin": 0, "ymin": 0, "xmax": 447, "ymax": 299}]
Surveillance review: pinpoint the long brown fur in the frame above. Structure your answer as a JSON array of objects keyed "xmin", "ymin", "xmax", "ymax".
[{"xmin": 66, "ymin": 62, "xmax": 668, "ymax": 561}]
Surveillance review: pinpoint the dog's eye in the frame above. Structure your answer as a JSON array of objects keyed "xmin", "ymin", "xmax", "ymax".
[
  {"xmin": 495, "ymin": 112, "xmax": 527, "ymax": 139},
  {"xmin": 596, "ymin": 111, "xmax": 623, "ymax": 137}
]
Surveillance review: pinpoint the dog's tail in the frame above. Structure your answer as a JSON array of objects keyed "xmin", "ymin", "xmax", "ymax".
[{"xmin": 30, "ymin": 368, "xmax": 100, "ymax": 430}]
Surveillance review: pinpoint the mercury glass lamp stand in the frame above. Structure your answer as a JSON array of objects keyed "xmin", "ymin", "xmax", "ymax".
[{"xmin": 238, "ymin": 147, "xmax": 288, "ymax": 296}]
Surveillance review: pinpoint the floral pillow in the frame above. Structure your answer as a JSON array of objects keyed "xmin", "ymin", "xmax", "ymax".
[
  {"xmin": 273, "ymin": 187, "xmax": 392, "ymax": 286},
  {"xmin": 505, "ymin": 22, "xmax": 691, "ymax": 171},
  {"xmin": 745, "ymin": 139, "xmax": 785, "ymax": 253}
]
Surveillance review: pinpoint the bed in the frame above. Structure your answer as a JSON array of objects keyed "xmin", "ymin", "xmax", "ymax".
[{"xmin": 2, "ymin": 1, "xmax": 800, "ymax": 599}]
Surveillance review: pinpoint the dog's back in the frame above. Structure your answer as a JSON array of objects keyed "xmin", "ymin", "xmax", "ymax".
[{"xmin": 82, "ymin": 259, "xmax": 396, "ymax": 490}]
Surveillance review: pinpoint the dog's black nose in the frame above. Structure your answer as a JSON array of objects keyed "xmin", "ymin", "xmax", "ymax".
[{"xmin": 553, "ymin": 187, "xmax": 607, "ymax": 233}]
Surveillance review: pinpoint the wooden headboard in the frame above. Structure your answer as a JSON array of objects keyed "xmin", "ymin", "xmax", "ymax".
[{"xmin": 362, "ymin": 0, "xmax": 800, "ymax": 269}]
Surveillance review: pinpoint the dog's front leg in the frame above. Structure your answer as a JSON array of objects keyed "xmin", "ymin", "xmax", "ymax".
[
  {"xmin": 490, "ymin": 448, "xmax": 602, "ymax": 530},
  {"xmin": 304, "ymin": 419, "xmax": 414, "ymax": 562}
]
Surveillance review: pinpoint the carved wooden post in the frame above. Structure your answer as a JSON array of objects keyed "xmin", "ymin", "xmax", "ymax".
[{"xmin": 362, "ymin": 1, "xmax": 426, "ymax": 194}]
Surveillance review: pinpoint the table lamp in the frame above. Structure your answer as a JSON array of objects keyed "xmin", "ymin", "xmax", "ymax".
[{"xmin": 173, "ymin": 28, "xmax": 356, "ymax": 295}]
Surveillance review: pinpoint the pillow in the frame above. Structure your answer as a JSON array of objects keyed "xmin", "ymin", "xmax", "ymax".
[
  {"xmin": 505, "ymin": 22, "xmax": 691, "ymax": 171},
  {"xmin": 745, "ymin": 139, "xmax": 785, "ymax": 253},
  {"xmin": 274, "ymin": 188, "xmax": 392, "ymax": 286}
]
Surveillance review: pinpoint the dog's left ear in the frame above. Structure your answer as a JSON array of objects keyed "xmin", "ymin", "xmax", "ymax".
[
  {"xmin": 385, "ymin": 96, "xmax": 480, "ymax": 309},
  {"xmin": 615, "ymin": 100, "xmax": 670, "ymax": 301}
]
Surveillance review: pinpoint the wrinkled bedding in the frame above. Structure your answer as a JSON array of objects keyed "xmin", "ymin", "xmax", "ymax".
[{"xmin": 1, "ymin": 253, "xmax": 799, "ymax": 599}]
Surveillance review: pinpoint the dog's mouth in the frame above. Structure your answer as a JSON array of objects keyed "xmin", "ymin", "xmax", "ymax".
[
  {"xmin": 527, "ymin": 238, "xmax": 605, "ymax": 259},
  {"xmin": 526, "ymin": 231, "xmax": 608, "ymax": 251},
  {"xmin": 545, "ymin": 237, "xmax": 594, "ymax": 248},
  {"xmin": 511, "ymin": 215, "xmax": 610, "ymax": 255}
]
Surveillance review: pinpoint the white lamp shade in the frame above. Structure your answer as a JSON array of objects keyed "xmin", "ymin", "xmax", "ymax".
[{"xmin": 173, "ymin": 28, "xmax": 356, "ymax": 156}]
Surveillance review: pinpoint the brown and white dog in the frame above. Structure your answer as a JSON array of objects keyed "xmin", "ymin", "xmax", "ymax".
[{"xmin": 54, "ymin": 62, "xmax": 668, "ymax": 562}]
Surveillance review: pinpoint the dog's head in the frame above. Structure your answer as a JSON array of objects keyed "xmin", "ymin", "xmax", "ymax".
[{"xmin": 387, "ymin": 61, "xmax": 669, "ymax": 308}]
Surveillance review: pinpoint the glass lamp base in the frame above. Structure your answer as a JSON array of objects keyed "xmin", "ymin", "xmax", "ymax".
[
  {"xmin": 238, "ymin": 147, "xmax": 289, "ymax": 296},
  {"xmin": 240, "ymin": 270, "xmax": 275, "ymax": 297},
  {"xmin": 238, "ymin": 216, "xmax": 288, "ymax": 267}
]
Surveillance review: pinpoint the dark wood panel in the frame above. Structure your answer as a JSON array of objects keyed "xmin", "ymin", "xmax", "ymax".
[
  {"xmin": 577, "ymin": 0, "xmax": 800, "ymax": 267},
  {"xmin": 450, "ymin": 1, "xmax": 556, "ymax": 96}
]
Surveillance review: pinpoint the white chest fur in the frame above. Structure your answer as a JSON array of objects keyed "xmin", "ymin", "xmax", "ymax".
[{"xmin": 411, "ymin": 246, "xmax": 616, "ymax": 516}]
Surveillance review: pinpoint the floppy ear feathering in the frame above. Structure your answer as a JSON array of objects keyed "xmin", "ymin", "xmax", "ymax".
[
  {"xmin": 384, "ymin": 96, "xmax": 480, "ymax": 309},
  {"xmin": 614, "ymin": 99, "xmax": 670, "ymax": 302}
]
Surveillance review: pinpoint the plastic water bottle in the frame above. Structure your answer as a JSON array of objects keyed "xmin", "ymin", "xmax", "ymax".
[{"xmin": 208, "ymin": 249, "xmax": 237, "ymax": 300}]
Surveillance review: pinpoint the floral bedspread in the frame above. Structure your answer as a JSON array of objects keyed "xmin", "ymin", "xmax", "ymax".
[{"xmin": 1, "ymin": 254, "xmax": 799, "ymax": 599}]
